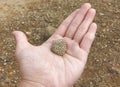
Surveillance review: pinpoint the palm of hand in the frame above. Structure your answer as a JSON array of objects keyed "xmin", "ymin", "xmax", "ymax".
[
  {"xmin": 18, "ymin": 35, "xmax": 87, "ymax": 86},
  {"xmin": 13, "ymin": 3, "xmax": 97, "ymax": 87}
]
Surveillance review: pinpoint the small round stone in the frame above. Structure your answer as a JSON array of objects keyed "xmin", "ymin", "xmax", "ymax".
[{"xmin": 51, "ymin": 39, "xmax": 67, "ymax": 56}]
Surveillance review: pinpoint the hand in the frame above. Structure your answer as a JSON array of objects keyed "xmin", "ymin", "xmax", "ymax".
[{"xmin": 13, "ymin": 3, "xmax": 97, "ymax": 87}]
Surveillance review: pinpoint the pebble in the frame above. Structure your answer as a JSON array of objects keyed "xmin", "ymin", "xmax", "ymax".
[
  {"xmin": 99, "ymin": 13, "xmax": 105, "ymax": 16},
  {"xmin": 108, "ymin": 67, "xmax": 120, "ymax": 74},
  {"xmin": 26, "ymin": 31, "xmax": 31, "ymax": 35},
  {"xmin": 3, "ymin": 62, "xmax": 7, "ymax": 66},
  {"xmin": 51, "ymin": 39, "xmax": 67, "ymax": 56}
]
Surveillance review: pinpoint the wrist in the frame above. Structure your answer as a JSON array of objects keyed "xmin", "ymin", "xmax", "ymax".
[
  {"xmin": 18, "ymin": 79, "xmax": 70, "ymax": 87},
  {"xmin": 18, "ymin": 80, "xmax": 46, "ymax": 87}
]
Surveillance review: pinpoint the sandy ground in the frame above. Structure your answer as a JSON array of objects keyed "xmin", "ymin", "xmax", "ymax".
[{"xmin": 0, "ymin": 0, "xmax": 120, "ymax": 87}]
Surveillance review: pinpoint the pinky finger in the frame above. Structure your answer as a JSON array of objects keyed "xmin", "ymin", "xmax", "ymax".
[{"xmin": 80, "ymin": 23, "xmax": 97, "ymax": 53}]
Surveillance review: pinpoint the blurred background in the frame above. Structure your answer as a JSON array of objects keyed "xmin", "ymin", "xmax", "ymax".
[{"xmin": 0, "ymin": 0, "xmax": 120, "ymax": 87}]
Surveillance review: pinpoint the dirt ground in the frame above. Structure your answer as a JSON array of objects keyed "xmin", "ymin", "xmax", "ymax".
[{"xmin": 0, "ymin": 0, "xmax": 120, "ymax": 87}]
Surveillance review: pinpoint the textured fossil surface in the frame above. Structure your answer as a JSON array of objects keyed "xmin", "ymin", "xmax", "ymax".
[{"xmin": 51, "ymin": 39, "xmax": 67, "ymax": 56}]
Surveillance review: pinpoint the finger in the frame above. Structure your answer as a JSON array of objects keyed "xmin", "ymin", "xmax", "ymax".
[
  {"xmin": 63, "ymin": 37, "xmax": 87, "ymax": 62},
  {"xmin": 12, "ymin": 31, "xmax": 30, "ymax": 50},
  {"xmin": 53, "ymin": 9, "xmax": 80, "ymax": 36},
  {"xmin": 64, "ymin": 37, "xmax": 82, "ymax": 58},
  {"xmin": 74, "ymin": 8, "xmax": 96, "ymax": 43},
  {"xmin": 47, "ymin": 8, "xmax": 80, "ymax": 42},
  {"xmin": 65, "ymin": 3, "xmax": 91, "ymax": 38},
  {"xmin": 80, "ymin": 23, "xmax": 97, "ymax": 53}
]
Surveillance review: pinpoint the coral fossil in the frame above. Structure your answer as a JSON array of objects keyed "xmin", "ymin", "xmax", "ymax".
[{"xmin": 51, "ymin": 39, "xmax": 67, "ymax": 56}]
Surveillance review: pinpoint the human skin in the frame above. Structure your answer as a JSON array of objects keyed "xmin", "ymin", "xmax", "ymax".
[{"xmin": 13, "ymin": 3, "xmax": 97, "ymax": 87}]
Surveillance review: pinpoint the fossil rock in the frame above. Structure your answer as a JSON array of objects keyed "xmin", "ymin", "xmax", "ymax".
[{"xmin": 51, "ymin": 39, "xmax": 67, "ymax": 56}]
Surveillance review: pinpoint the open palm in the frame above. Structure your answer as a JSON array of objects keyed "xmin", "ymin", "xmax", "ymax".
[{"xmin": 13, "ymin": 3, "xmax": 97, "ymax": 87}]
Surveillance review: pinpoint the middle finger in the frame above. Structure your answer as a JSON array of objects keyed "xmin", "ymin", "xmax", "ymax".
[
  {"xmin": 73, "ymin": 8, "xmax": 96, "ymax": 43},
  {"xmin": 65, "ymin": 3, "xmax": 91, "ymax": 38}
]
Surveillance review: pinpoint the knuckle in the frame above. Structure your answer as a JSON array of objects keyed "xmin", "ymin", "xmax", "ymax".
[
  {"xmin": 79, "ymin": 25, "xmax": 87, "ymax": 30},
  {"xmin": 85, "ymin": 33, "xmax": 95, "ymax": 41},
  {"xmin": 62, "ymin": 21, "xmax": 70, "ymax": 26},
  {"xmin": 71, "ymin": 22, "xmax": 79, "ymax": 27},
  {"xmin": 66, "ymin": 33, "xmax": 72, "ymax": 38},
  {"xmin": 76, "ymin": 9, "xmax": 80, "ymax": 12}
]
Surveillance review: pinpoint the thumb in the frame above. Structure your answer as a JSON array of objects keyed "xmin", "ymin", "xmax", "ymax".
[{"xmin": 12, "ymin": 31, "xmax": 30, "ymax": 50}]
